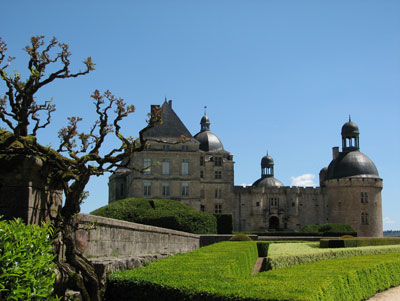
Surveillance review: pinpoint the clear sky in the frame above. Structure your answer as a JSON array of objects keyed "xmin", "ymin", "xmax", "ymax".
[{"xmin": 1, "ymin": 0, "xmax": 399, "ymax": 230}]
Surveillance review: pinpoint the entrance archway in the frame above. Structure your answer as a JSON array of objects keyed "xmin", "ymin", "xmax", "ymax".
[{"xmin": 269, "ymin": 216, "xmax": 279, "ymax": 230}]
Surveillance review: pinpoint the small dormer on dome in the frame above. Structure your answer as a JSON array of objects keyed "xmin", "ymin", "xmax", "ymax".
[{"xmin": 341, "ymin": 116, "xmax": 360, "ymax": 152}]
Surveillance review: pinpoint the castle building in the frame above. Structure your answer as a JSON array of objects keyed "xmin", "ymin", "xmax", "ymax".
[
  {"xmin": 109, "ymin": 101, "xmax": 383, "ymax": 237},
  {"xmin": 109, "ymin": 100, "xmax": 235, "ymax": 214}
]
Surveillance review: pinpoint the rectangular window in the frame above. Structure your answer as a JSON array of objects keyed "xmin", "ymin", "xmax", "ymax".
[
  {"xmin": 200, "ymin": 189, "xmax": 205, "ymax": 198},
  {"xmin": 269, "ymin": 197, "xmax": 279, "ymax": 207},
  {"xmin": 181, "ymin": 160, "xmax": 189, "ymax": 176},
  {"xmin": 215, "ymin": 188, "xmax": 222, "ymax": 198},
  {"xmin": 144, "ymin": 182, "xmax": 152, "ymax": 196},
  {"xmin": 162, "ymin": 183, "xmax": 170, "ymax": 196},
  {"xmin": 182, "ymin": 145, "xmax": 189, "ymax": 151},
  {"xmin": 200, "ymin": 171, "xmax": 204, "ymax": 178},
  {"xmin": 215, "ymin": 171, "xmax": 222, "ymax": 179},
  {"xmin": 162, "ymin": 160, "xmax": 170, "ymax": 175},
  {"xmin": 200, "ymin": 156, "xmax": 204, "ymax": 166},
  {"xmin": 256, "ymin": 201, "xmax": 260, "ymax": 207},
  {"xmin": 361, "ymin": 192, "xmax": 368, "ymax": 203},
  {"xmin": 200, "ymin": 205, "xmax": 205, "ymax": 212},
  {"xmin": 214, "ymin": 157, "xmax": 222, "ymax": 166},
  {"xmin": 143, "ymin": 159, "xmax": 152, "ymax": 175},
  {"xmin": 362, "ymin": 213, "xmax": 369, "ymax": 225},
  {"xmin": 215, "ymin": 204, "xmax": 222, "ymax": 214},
  {"xmin": 163, "ymin": 145, "xmax": 170, "ymax": 151},
  {"xmin": 182, "ymin": 183, "xmax": 189, "ymax": 196}
]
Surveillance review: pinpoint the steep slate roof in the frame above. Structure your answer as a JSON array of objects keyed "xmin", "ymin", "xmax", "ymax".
[{"xmin": 142, "ymin": 100, "xmax": 195, "ymax": 142}]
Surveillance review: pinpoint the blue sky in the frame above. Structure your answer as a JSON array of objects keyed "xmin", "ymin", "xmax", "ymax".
[{"xmin": 1, "ymin": 1, "xmax": 399, "ymax": 230}]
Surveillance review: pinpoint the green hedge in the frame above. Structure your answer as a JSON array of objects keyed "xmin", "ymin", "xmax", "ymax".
[
  {"xmin": 229, "ymin": 233, "xmax": 253, "ymax": 241},
  {"xmin": 214, "ymin": 214, "xmax": 233, "ymax": 234},
  {"xmin": 301, "ymin": 223, "xmax": 357, "ymax": 236},
  {"xmin": 244, "ymin": 230, "xmax": 357, "ymax": 237},
  {"xmin": 266, "ymin": 242, "xmax": 400, "ymax": 270},
  {"xmin": 0, "ymin": 218, "xmax": 57, "ymax": 300},
  {"xmin": 106, "ymin": 242, "xmax": 258, "ymax": 300},
  {"xmin": 91, "ymin": 198, "xmax": 217, "ymax": 234},
  {"xmin": 256, "ymin": 242, "xmax": 269, "ymax": 257},
  {"xmin": 245, "ymin": 231, "xmax": 325, "ymax": 236},
  {"xmin": 321, "ymin": 237, "xmax": 400, "ymax": 248},
  {"xmin": 107, "ymin": 241, "xmax": 400, "ymax": 300}
]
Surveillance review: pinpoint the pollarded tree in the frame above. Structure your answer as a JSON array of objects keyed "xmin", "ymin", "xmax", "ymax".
[{"xmin": 0, "ymin": 36, "xmax": 161, "ymax": 300}]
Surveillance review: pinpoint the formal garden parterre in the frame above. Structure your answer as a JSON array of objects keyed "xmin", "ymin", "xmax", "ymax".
[{"xmin": 107, "ymin": 240, "xmax": 400, "ymax": 301}]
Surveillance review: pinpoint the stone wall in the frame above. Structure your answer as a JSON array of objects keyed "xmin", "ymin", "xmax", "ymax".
[
  {"xmin": 76, "ymin": 214, "xmax": 200, "ymax": 258},
  {"xmin": 0, "ymin": 155, "xmax": 62, "ymax": 225}
]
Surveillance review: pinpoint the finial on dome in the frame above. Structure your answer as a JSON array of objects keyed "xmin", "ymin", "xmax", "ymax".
[
  {"xmin": 204, "ymin": 105, "xmax": 207, "ymax": 116},
  {"xmin": 349, "ymin": 114, "xmax": 351, "ymax": 122}
]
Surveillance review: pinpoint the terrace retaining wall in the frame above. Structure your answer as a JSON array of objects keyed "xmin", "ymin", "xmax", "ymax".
[{"xmin": 76, "ymin": 214, "xmax": 200, "ymax": 258}]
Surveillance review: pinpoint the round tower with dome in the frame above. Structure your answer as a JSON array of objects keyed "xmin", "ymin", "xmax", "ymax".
[{"xmin": 322, "ymin": 117, "xmax": 383, "ymax": 237}]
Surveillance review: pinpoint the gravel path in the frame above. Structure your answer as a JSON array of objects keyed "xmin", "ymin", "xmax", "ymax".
[{"xmin": 368, "ymin": 286, "xmax": 400, "ymax": 300}]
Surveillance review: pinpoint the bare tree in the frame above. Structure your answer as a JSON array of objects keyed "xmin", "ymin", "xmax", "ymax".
[{"xmin": 0, "ymin": 36, "xmax": 161, "ymax": 300}]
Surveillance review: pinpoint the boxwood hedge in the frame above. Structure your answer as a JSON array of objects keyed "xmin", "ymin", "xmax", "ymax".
[
  {"xmin": 91, "ymin": 198, "xmax": 217, "ymax": 234},
  {"xmin": 301, "ymin": 223, "xmax": 357, "ymax": 236},
  {"xmin": 320, "ymin": 237, "xmax": 400, "ymax": 248},
  {"xmin": 106, "ymin": 241, "xmax": 400, "ymax": 300},
  {"xmin": 266, "ymin": 242, "xmax": 400, "ymax": 270}
]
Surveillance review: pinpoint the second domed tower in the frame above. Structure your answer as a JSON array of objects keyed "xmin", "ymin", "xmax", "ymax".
[
  {"xmin": 323, "ymin": 118, "xmax": 383, "ymax": 237},
  {"xmin": 253, "ymin": 153, "xmax": 283, "ymax": 187}
]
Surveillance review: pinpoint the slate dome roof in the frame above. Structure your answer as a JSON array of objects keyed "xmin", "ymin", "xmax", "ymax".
[
  {"xmin": 261, "ymin": 155, "xmax": 274, "ymax": 168},
  {"xmin": 253, "ymin": 176, "xmax": 284, "ymax": 187},
  {"xmin": 201, "ymin": 115, "xmax": 210, "ymax": 125},
  {"xmin": 326, "ymin": 151, "xmax": 379, "ymax": 180},
  {"xmin": 341, "ymin": 120, "xmax": 359, "ymax": 137},
  {"xmin": 194, "ymin": 130, "xmax": 224, "ymax": 152},
  {"xmin": 194, "ymin": 112, "xmax": 224, "ymax": 152}
]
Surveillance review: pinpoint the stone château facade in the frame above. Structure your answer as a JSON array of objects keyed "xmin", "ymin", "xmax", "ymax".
[{"xmin": 109, "ymin": 100, "xmax": 383, "ymax": 237}]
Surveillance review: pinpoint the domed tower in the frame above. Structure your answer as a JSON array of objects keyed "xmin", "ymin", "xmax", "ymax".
[
  {"xmin": 194, "ymin": 108, "xmax": 234, "ymax": 215},
  {"xmin": 253, "ymin": 154, "xmax": 284, "ymax": 187},
  {"xmin": 324, "ymin": 117, "xmax": 383, "ymax": 237}
]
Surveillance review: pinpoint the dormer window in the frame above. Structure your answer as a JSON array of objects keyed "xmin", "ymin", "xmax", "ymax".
[{"xmin": 214, "ymin": 157, "xmax": 222, "ymax": 166}]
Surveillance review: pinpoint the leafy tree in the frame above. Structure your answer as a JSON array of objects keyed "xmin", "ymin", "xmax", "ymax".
[{"xmin": 0, "ymin": 36, "xmax": 161, "ymax": 300}]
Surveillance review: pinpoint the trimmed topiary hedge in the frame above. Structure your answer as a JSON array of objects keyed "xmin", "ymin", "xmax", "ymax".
[
  {"xmin": 246, "ymin": 231, "xmax": 326, "ymax": 236},
  {"xmin": 106, "ymin": 241, "xmax": 400, "ymax": 300},
  {"xmin": 229, "ymin": 233, "xmax": 252, "ymax": 241},
  {"xmin": 0, "ymin": 218, "xmax": 57, "ymax": 300},
  {"xmin": 320, "ymin": 237, "xmax": 400, "ymax": 248},
  {"xmin": 256, "ymin": 242, "xmax": 269, "ymax": 257},
  {"xmin": 91, "ymin": 198, "xmax": 217, "ymax": 234},
  {"xmin": 214, "ymin": 214, "xmax": 233, "ymax": 234},
  {"xmin": 266, "ymin": 242, "xmax": 400, "ymax": 270},
  {"xmin": 301, "ymin": 223, "xmax": 357, "ymax": 236}
]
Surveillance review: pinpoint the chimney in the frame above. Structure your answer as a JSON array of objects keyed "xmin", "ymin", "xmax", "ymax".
[
  {"xmin": 332, "ymin": 147, "xmax": 339, "ymax": 160},
  {"xmin": 168, "ymin": 100, "xmax": 172, "ymax": 107}
]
